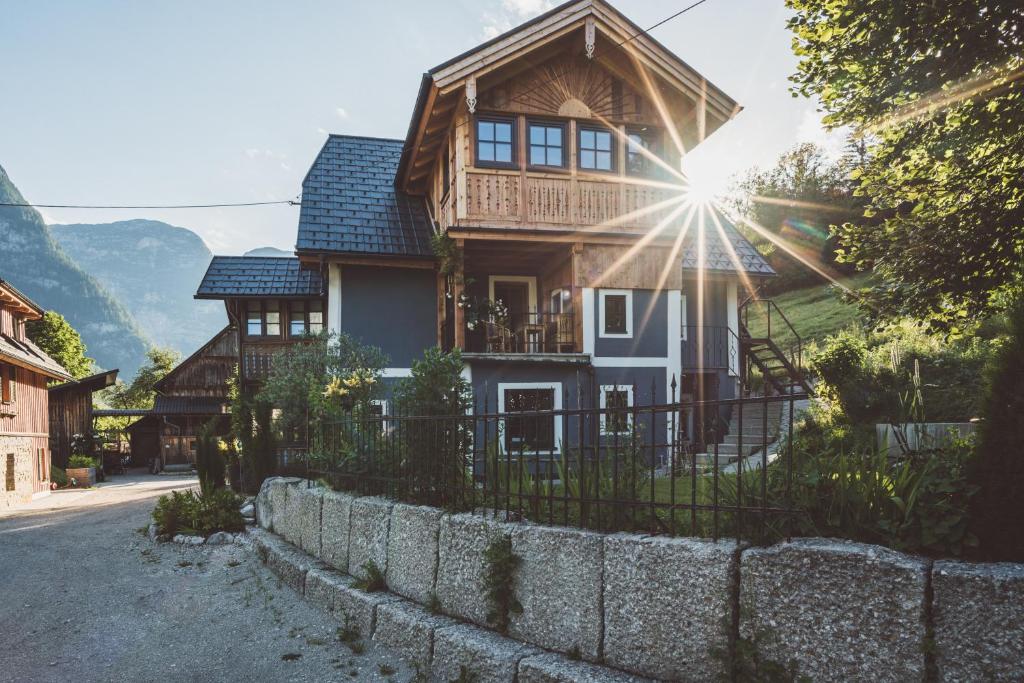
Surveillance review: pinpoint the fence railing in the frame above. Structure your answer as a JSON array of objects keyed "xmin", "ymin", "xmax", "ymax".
[{"xmin": 278, "ymin": 390, "xmax": 806, "ymax": 542}]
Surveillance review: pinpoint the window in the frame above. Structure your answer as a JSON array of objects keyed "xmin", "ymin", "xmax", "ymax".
[
  {"xmin": 578, "ymin": 127, "xmax": 615, "ymax": 172},
  {"xmin": 246, "ymin": 300, "xmax": 282, "ymax": 337},
  {"xmin": 370, "ymin": 399, "xmax": 390, "ymax": 433},
  {"xmin": 309, "ymin": 301, "xmax": 324, "ymax": 335},
  {"xmin": 246, "ymin": 302, "xmax": 263, "ymax": 337},
  {"xmin": 600, "ymin": 386, "xmax": 633, "ymax": 434},
  {"xmin": 528, "ymin": 121, "xmax": 565, "ymax": 168},
  {"xmin": 599, "ymin": 289, "xmax": 633, "ymax": 338},
  {"xmin": 476, "ymin": 117, "xmax": 515, "ymax": 167},
  {"xmin": 290, "ymin": 301, "xmax": 306, "ymax": 337},
  {"xmin": 549, "ymin": 288, "xmax": 571, "ymax": 315},
  {"xmin": 499, "ymin": 383, "xmax": 561, "ymax": 453},
  {"xmin": 626, "ymin": 130, "xmax": 657, "ymax": 176},
  {"xmin": 1, "ymin": 364, "xmax": 14, "ymax": 403}
]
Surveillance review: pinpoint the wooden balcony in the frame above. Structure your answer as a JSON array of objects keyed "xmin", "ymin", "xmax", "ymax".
[{"xmin": 446, "ymin": 170, "xmax": 678, "ymax": 233}]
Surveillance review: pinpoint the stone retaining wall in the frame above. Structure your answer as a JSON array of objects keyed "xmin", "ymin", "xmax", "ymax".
[{"xmin": 254, "ymin": 477, "xmax": 1024, "ymax": 682}]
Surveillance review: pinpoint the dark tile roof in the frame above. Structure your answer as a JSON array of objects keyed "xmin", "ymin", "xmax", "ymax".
[
  {"xmin": 49, "ymin": 369, "xmax": 119, "ymax": 395},
  {"xmin": 681, "ymin": 209, "xmax": 776, "ymax": 276},
  {"xmin": 0, "ymin": 333, "xmax": 72, "ymax": 380},
  {"xmin": 152, "ymin": 395, "xmax": 226, "ymax": 415},
  {"xmin": 296, "ymin": 135, "xmax": 434, "ymax": 258},
  {"xmin": 195, "ymin": 257, "xmax": 323, "ymax": 299}
]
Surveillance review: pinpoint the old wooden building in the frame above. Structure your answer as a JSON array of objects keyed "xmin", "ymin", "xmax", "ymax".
[
  {"xmin": 0, "ymin": 278, "xmax": 72, "ymax": 508},
  {"xmin": 48, "ymin": 369, "xmax": 118, "ymax": 469},
  {"xmin": 126, "ymin": 326, "xmax": 237, "ymax": 469}
]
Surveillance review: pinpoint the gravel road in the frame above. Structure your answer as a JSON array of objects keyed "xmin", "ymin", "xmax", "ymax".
[{"xmin": 0, "ymin": 472, "xmax": 415, "ymax": 682}]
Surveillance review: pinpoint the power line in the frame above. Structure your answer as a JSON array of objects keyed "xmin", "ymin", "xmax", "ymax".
[{"xmin": 0, "ymin": 199, "xmax": 300, "ymax": 209}]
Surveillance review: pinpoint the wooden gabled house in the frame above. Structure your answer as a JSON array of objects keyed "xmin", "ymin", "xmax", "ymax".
[{"xmin": 0, "ymin": 278, "xmax": 72, "ymax": 507}]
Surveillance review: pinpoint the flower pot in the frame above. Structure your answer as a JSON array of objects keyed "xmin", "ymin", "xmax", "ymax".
[{"xmin": 66, "ymin": 467, "xmax": 96, "ymax": 487}]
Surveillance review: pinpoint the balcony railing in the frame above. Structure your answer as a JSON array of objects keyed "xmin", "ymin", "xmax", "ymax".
[
  {"xmin": 465, "ymin": 312, "xmax": 576, "ymax": 354},
  {"xmin": 681, "ymin": 326, "xmax": 739, "ymax": 371}
]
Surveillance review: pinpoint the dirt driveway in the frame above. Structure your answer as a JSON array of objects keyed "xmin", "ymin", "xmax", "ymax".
[{"xmin": 0, "ymin": 472, "xmax": 415, "ymax": 682}]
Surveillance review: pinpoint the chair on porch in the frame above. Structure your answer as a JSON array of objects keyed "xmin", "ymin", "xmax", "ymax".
[
  {"xmin": 545, "ymin": 314, "xmax": 575, "ymax": 353},
  {"xmin": 485, "ymin": 321, "xmax": 514, "ymax": 353}
]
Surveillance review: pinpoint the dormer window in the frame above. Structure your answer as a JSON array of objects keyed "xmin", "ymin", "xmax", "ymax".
[
  {"xmin": 578, "ymin": 126, "xmax": 615, "ymax": 172},
  {"xmin": 475, "ymin": 117, "xmax": 515, "ymax": 168},
  {"xmin": 528, "ymin": 121, "xmax": 566, "ymax": 168}
]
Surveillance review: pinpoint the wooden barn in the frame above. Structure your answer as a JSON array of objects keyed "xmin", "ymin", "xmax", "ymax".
[
  {"xmin": 48, "ymin": 369, "xmax": 118, "ymax": 469},
  {"xmin": 126, "ymin": 327, "xmax": 236, "ymax": 470}
]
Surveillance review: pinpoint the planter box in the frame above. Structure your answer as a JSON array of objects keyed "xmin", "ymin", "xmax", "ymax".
[{"xmin": 66, "ymin": 467, "xmax": 96, "ymax": 487}]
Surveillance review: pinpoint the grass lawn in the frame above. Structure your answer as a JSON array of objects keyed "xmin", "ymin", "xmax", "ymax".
[{"xmin": 745, "ymin": 273, "xmax": 872, "ymax": 352}]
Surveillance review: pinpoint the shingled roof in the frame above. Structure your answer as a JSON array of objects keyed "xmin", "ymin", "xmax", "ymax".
[
  {"xmin": 296, "ymin": 135, "xmax": 434, "ymax": 258},
  {"xmin": 681, "ymin": 209, "xmax": 775, "ymax": 276},
  {"xmin": 0, "ymin": 333, "xmax": 72, "ymax": 380},
  {"xmin": 195, "ymin": 257, "xmax": 323, "ymax": 299}
]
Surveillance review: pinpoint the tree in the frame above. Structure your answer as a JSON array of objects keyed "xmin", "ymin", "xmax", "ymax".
[
  {"xmin": 102, "ymin": 346, "xmax": 180, "ymax": 409},
  {"xmin": 787, "ymin": 0, "xmax": 1024, "ymax": 330},
  {"xmin": 26, "ymin": 311, "xmax": 94, "ymax": 379},
  {"xmin": 731, "ymin": 142, "xmax": 861, "ymax": 291}
]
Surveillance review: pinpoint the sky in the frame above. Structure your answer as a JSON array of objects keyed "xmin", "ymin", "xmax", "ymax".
[{"xmin": 0, "ymin": 0, "xmax": 843, "ymax": 255}]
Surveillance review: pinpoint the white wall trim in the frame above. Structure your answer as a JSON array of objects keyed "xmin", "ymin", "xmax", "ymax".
[
  {"xmin": 680, "ymin": 293, "xmax": 688, "ymax": 341},
  {"xmin": 327, "ymin": 263, "xmax": 343, "ymax": 336},
  {"xmin": 592, "ymin": 357, "xmax": 668, "ymax": 368},
  {"xmin": 599, "ymin": 384, "xmax": 634, "ymax": 435},
  {"xmin": 582, "ymin": 288, "xmax": 595, "ymax": 355},
  {"xmin": 598, "ymin": 288, "xmax": 633, "ymax": 338},
  {"xmin": 496, "ymin": 381, "xmax": 562, "ymax": 454},
  {"xmin": 381, "ymin": 368, "xmax": 412, "ymax": 378},
  {"xmin": 666, "ymin": 288, "xmax": 682, "ymax": 401},
  {"xmin": 488, "ymin": 275, "xmax": 538, "ymax": 313}
]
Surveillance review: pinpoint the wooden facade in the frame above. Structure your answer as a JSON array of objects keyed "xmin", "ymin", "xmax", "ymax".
[
  {"xmin": 48, "ymin": 369, "xmax": 118, "ymax": 469},
  {"xmin": 0, "ymin": 278, "xmax": 72, "ymax": 507}
]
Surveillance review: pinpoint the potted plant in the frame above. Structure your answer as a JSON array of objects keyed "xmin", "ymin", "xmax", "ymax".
[{"xmin": 66, "ymin": 454, "xmax": 98, "ymax": 487}]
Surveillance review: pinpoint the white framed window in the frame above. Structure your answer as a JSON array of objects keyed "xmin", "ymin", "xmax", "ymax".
[
  {"xmin": 598, "ymin": 289, "xmax": 633, "ymax": 338},
  {"xmin": 497, "ymin": 382, "xmax": 562, "ymax": 454},
  {"xmin": 370, "ymin": 399, "xmax": 390, "ymax": 434},
  {"xmin": 600, "ymin": 385, "xmax": 633, "ymax": 435}
]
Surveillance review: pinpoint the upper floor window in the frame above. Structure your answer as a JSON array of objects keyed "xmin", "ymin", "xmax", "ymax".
[
  {"xmin": 528, "ymin": 121, "xmax": 565, "ymax": 168},
  {"xmin": 600, "ymin": 385, "xmax": 633, "ymax": 435},
  {"xmin": 1, "ymin": 364, "xmax": 15, "ymax": 403},
  {"xmin": 578, "ymin": 127, "xmax": 615, "ymax": 172},
  {"xmin": 289, "ymin": 300, "xmax": 324, "ymax": 337},
  {"xmin": 626, "ymin": 130, "xmax": 657, "ymax": 176},
  {"xmin": 599, "ymin": 289, "xmax": 633, "ymax": 338},
  {"xmin": 475, "ymin": 117, "xmax": 515, "ymax": 167},
  {"xmin": 246, "ymin": 300, "xmax": 281, "ymax": 337}
]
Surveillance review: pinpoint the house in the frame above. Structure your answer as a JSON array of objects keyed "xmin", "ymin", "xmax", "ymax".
[
  {"xmin": 48, "ymin": 368, "xmax": 118, "ymax": 469},
  {"xmin": 0, "ymin": 278, "xmax": 72, "ymax": 508},
  {"xmin": 197, "ymin": 0, "xmax": 808, "ymax": 458},
  {"xmin": 125, "ymin": 326, "xmax": 237, "ymax": 470}
]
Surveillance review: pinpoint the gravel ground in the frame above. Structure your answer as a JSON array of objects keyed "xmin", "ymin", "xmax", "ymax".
[{"xmin": 0, "ymin": 472, "xmax": 417, "ymax": 682}]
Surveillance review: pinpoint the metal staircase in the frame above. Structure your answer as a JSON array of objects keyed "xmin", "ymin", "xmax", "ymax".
[{"xmin": 739, "ymin": 297, "xmax": 814, "ymax": 396}]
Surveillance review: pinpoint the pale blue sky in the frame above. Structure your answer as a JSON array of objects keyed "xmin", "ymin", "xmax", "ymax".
[{"xmin": 0, "ymin": 0, "xmax": 838, "ymax": 254}]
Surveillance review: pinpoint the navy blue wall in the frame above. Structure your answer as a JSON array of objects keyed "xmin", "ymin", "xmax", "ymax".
[
  {"xmin": 340, "ymin": 266, "xmax": 437, "ymax": 367},
  {"xmin": 593, "ymin": 289, "xmax": 667, "ymax": 358}
]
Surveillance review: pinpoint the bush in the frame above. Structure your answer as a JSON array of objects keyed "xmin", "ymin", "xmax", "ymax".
[
  {"xmin": 392, "ymin": 347, "xmax": 473, "ymax": 507},
  {"xmin": 50, "ymin": 466, "xmax": 67, "ymax": 487},
  {"xmin": 195, "ymin": 418, "xmax": 226, "ymax": 496},
  {"xmin": 152, "ymin": 488, "xmax": 245, "ymax": 537},
  {"xmin": 67, "ymin": 454, "xmax": 98, "ymax": 469},
  {"xmin": 970, "ymin": 295, "xmax": 1024, "ymax": 561}
]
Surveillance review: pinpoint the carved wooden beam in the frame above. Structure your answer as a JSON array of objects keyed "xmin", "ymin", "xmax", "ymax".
[
  {"xmin": 465, "ymin": 75, "xmax": 477, "ymax": 114},
  {"xmin": 585, "ymin": 17, "xmax": 596, "ymax": 59}
]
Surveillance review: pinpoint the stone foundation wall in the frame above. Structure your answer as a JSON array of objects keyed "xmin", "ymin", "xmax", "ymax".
[
  {"xmin": 0, "ymin": 435, "xmax": 34, "ymax": 509},
  {"xmin": 256, "ymin": 478, "xmax": 1024, "ymax": 682}
]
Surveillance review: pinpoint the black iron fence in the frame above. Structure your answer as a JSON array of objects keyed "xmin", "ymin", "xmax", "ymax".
[{"xmin": 278, "ymin": 389, "xmax": 807, "ymax": 542}]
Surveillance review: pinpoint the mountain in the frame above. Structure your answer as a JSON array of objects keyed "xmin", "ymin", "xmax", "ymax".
[
  {"xmin": 50, "ymin": 220, "xmax": 225, "ymax": 357},
  {"xmin": 0, "ymin": 164, "xmax": 150, "ymax": 377},
  {"xmin": 244, "ymin": 246, "xmax": 292, "ymax": 257}
]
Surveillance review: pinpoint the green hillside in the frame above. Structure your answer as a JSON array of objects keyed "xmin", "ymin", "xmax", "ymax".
[
  {"xmin": 745, "ymin": 274, "xmax": 871, "ymax": 353},
  {"xmin": 0, "ymin": 164, "xmax": 150, "ymax": 376}
]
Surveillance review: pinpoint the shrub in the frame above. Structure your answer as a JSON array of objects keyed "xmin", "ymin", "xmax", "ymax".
[
  {"xmin": 195, "ymin": 418, "xmax": 226, "ymax": 496},
  {"xmin": 391, "ymin": 347, "xmax": 473, "ymax": 507},
  {"xmin": 50, "ymin": 466, "xmax": 67, "ymax": 487},
  {"xmin": 67, "ymin": 454, "xmax": 98, "ymax": 469},
  {"xmin": 969, "ymin": 295, "xmax": 1024, "ymax": 561},
  {"xmin": 152, "ymin": 488, "xmax": 245, "ymax": 537}
]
